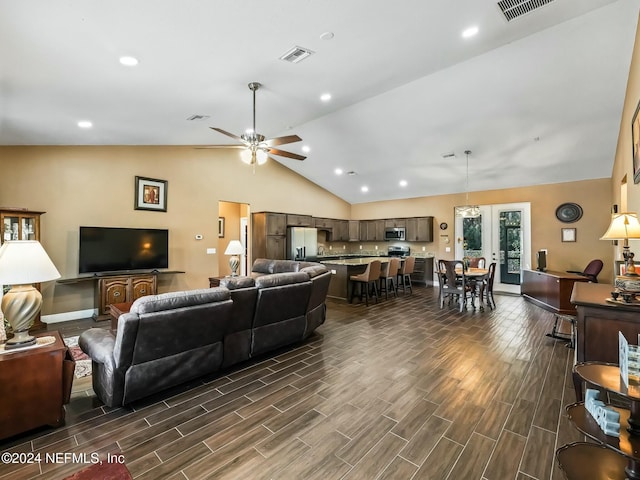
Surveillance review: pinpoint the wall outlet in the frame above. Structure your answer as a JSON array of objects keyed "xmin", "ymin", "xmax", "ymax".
[
  {"xmin": 360, "ymin": 245, "xmax": 363, "ymax": 249},
  {"xmin": 375, "ymin": 245, "xmax": 378, "ymax": 250},
  {"xmin": 541, "ymin": 248, "xmax": 548, "ymax": 253},
  {"xmin": 445, "ymin": 247, "xmax": 451, "ymax": 253},
  {"xmin": 206, "ymin": 248, "xmax": 216, "ymax": 254},
  {"xmin": 329, "ymin": 245, "xmax": 332, "ymax": 250},
  {"xmin": 343, "ymin": 245, "xmax": 346, "ymax": 249},
  {"xmin": 422, "ymin": 246, "xmax": 426, "ymax": 251},
  {"xmin": 330, "ymin": 269, "xmax": 337, "ymax": 274}
]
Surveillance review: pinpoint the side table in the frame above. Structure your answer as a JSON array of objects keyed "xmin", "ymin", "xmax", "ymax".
[
  {"xmin": 209, "ymin": 276, "xmax": 227, "ymax": 288},
  {"xmin": 109, "ymin": 301, "xmax": 133, "ymax": 331},
  {"xmin": 0, "ymin": 331, "xmax": 75, "ymax": 440}
]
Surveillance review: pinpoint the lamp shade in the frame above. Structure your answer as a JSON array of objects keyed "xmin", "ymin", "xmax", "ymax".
[
  {"xmin": 0, "ymin": 240, "xmax": 61, "ymax": 284},
  {"xmin": 600, "ymin": 213, "xmax": 640, "ymax": 240},
  {"xmin": 224, "ymin": 240, "xmax": 244, "ymax": 256}
]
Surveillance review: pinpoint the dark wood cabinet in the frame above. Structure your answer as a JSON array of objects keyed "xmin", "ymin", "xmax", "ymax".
[
  {"xmin": 0, "ymin": 331, "xmax": 74, "ymax": 440},
  {"xmin": 360, "ymin": 220, "xmax": 385, "ymax": 241},
  {"xmin": 252, "ymin": 212, "xmax": 287, "ymax": 261},
  {"xmin": 314, "ymin": 217, "xmax": 334, "ymax": 230},
  {"xmin": 385, "ymin": 219, "xmax": 405, "ymax": 228},
  {"xmin": 405, "ymin": 217, "xmax": 434, "ymax": 242},
  {"xmin": 521, "ymin": 269, "xmax": 589, "ymax": 315},
  {"xmin": 96, "ymin": 274, "xmax": 156, "ymax": 319},
  {"xmin": 286, "ymin": 214, "xmax": 313, "ymax": 227},
  {"xmin": 410, "ymin": 257, "xmax": 434, "ymax": 285},
  {"xmin": 348, "ymin": 220, "xmax": 360, "ymax": 241},
  {"xmin": 332, "ymin": 220, "xmax": 349, "ymax": 242},
  {"xmin": 1, "ymin": 208, "xmax": 46, "ymax": 330}
]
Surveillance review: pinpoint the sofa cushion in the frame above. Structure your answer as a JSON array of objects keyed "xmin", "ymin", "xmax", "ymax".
[
  {"xmin": 220, "ymin": 276, "xmax": 255, "ymax": 290},
  {"xmin": 130, "ymin": 288, "xmax": 230, "ymax": 314},
  {"xmin": 254, "ymin": 271, "xmax": 309, "ymax": 288},
  {"xmin": 299, "ymin": 264, "xmax": 329, "ymax": 278}
]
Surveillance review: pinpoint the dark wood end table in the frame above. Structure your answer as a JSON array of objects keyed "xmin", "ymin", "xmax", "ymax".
[
  {"xmin": 109, "ymin": 301, "xmax": 133, "ymax": 331},
  {"xmin": 0, "ymin": 331, "xmax": 74, "ymax": 440}
]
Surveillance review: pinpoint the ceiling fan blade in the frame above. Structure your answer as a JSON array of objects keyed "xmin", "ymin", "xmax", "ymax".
[
  {"xmin": 263, "ymin": 134, "xmax": 302, "ymax": 147},
  {"xmin": 195, "ymin": 145, "xmax": 246, "ymax": 149},
  {"xmin": 210, "ymin": 127, "xmax": 245, "ymax": 143},
  {"xmin": 267, "ymin": 148, "xmax": 306, "ymax": 161}
]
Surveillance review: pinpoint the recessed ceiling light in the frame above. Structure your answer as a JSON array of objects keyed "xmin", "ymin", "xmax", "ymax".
[
  {"xmin": 399, "ymin": 180, "xmax": 408, "ymax": 187},
  {"xmin": 320, "ymin": 32, "xmax": 334, "ymax": 41},
  {"xmin": 462, "ymin": 26, "xmax": 479, "ymax": 38},
  {"xmin": 334, "ymin": 168, "xmax": 343, "ymax": 175},
  {"xmin": 361, "ymin": 186, "xmax": 369, "ymax": 193},
  {"xmin": 302, "ymin": 145, "xmax": 311, "ymax": 153},
  {"xmin": 77, "ymin": 121, "xmax": 93, "ymax": 129},
  {"xmin": 119, "ymin": 56, "xmax": 139, "ymax": 66},
  {"xmin": 320, "ymin": 93, "xmax": 332, "ymax": 102}
]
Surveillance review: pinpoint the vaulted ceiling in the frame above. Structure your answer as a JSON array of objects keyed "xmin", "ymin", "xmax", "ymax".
[{"xmin": 1, "ymin": 0, "xmax": 638, "ymax": 203}]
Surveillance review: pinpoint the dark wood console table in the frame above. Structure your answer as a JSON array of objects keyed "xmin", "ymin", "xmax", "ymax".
[
  {"xmin": 0, "ymin": 331, "xmax": 74, "ymax": 440},
  {"xmin": 521, "ymin": 269, "xmax": 590, "ymax": 315},
  {"xmin": 570, "ymin": 282, "xmax": 640, "ymax": 399}
]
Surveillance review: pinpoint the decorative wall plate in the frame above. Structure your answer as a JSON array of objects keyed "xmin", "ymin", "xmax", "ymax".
[
  {"xmin": 555, "ymin": 203, "xmax": 583, "ymax": 223},
  {"xmin": 439, "ymin": 222, "xmax": 448, "ymax": 230}
]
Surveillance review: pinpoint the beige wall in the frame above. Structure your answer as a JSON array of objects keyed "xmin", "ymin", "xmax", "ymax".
[
  {"xmin": 0, "ymin": 146, "xmax": 350, "ymax": 316},
  {"xmin": 351, "ymin": 178, "xmax": 613, "ymax": 280},
  {"xmin": 611, "ymin": 13, "xmax": 640, "ymax": 259}
]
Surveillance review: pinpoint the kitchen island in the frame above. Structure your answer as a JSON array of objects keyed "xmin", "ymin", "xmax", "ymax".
[{"xmin": 320, "ymin": 257, "xmax": 387, "ymax": 301}]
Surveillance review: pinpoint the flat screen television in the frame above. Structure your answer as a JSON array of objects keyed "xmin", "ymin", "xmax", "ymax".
[{"xmin": 79, "ymin": 226, "xmax": 169, "ymax": 274}]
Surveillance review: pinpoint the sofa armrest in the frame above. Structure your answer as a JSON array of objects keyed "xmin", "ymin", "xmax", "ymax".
[{"xmin": 79, "ymin": 328, "xmax": 116, "ymax": 369}]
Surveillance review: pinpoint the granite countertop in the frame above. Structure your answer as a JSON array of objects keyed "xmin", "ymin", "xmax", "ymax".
[{"xmin": 320, "ymin": 257, "xmax": 392, "ymax": 266}]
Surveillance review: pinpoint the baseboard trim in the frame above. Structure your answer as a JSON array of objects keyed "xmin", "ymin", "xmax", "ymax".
[{"xmin": 42, "ymin": 309, "xmax": 97, "ymax": 324}]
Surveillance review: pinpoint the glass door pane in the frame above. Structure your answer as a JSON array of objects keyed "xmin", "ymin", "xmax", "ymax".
[
  {"xmin": 21, "ymin": 217, "xmax": 36, "ymax": 240},
  {"xmin": 499, "ymin": 210, "xmax": 522, "ymax": 285},
  {"xmin": 3, "ymin": 216, "xmax": 19, "ymax": 242}
]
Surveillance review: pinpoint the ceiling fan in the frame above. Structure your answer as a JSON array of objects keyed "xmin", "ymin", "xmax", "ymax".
[{"xmin": 201, "ymin": 82, "xmax": 306, "ymax": 167}]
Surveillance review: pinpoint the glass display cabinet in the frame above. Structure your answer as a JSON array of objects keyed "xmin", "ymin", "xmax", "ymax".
[{"xmin": 0, "ymin": 208, "xmax": 46, "ymax": 330}]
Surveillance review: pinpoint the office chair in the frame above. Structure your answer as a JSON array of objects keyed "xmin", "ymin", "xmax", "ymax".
[{"xmin": 566, "ymin": 259, "xmax": 603, "ymax": 283}]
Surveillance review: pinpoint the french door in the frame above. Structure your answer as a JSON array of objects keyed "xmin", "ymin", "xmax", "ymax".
[{"xmin": 454, "ymin": 202, "xmax": 531, "ymax": 293}]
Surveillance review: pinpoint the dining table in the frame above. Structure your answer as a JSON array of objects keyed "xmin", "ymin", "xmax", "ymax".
[{"xmin": 437, "ymin": 265, "xmax": 489, "ymax": 310}]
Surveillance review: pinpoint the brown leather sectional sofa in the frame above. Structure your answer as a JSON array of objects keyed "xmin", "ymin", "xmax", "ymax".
[{"xmin": 79, "ymin": 259, "xmax": 331, "ymax": 407}]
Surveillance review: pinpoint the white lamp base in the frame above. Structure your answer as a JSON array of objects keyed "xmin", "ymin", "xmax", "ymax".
[{"xmin": 228, "ymin": 255, "xmax": 240, "ymax": 276}]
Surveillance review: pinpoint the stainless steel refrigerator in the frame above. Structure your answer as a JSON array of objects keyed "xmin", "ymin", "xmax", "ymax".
[{"xmin": 286, "ymin": 227, "xmax": 318, "ymax": 261}]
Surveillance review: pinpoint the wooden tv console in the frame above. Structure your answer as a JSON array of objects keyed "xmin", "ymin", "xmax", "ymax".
[{"xmin": 57, "ymin": 270, "xmax": 184, "ymax": 321}]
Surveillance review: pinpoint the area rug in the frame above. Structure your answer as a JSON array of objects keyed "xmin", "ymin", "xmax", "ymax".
[
  {"xmin": 62, "ymin": 460, "xmax": 132, "ymax": 480},
  {"xmin": 63, "ymin": 336, "xmax": 92, "ymax": 378}
]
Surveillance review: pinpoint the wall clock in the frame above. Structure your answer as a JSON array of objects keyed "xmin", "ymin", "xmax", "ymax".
[
  {"xmin": 555, "ymin": 203, "xmax": 583, "ymax": 223},
  {"xmin": 439, "ymin": 222, "xmax": 448, "ymax": 230}
]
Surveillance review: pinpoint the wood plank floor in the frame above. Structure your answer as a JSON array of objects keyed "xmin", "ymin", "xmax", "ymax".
[{"xmin": 0, "ymin": 286, "xmax": 586, "ymax": 480}]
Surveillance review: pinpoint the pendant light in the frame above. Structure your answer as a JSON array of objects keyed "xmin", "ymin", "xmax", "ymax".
[{"xmin": 455, "ymin": 150, "xmax": 480, "ymax": 218}]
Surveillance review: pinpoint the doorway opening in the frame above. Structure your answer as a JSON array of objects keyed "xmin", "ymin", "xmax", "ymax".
[
  {"xmin": 455, "ymin": 202, "xmax": 531, "ymax": 294},
  {"xmin": 218, "ymin": 201, "xmax": 251, "ymax": 276}
]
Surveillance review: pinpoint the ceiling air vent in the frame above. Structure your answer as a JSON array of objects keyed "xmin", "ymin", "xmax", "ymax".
[
  {"xmin": 279, "ymin": 46, "xmax": 315, "ymax": 64},
  {"xmin": 497, "ymin": 0, "xmax": 555, "ymax": 22},
  {"xmin": 186, "ymin": 114, "xmax": 210, "ymax": 121}
]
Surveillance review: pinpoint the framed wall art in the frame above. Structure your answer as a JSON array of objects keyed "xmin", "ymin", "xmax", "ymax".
[
  {"xmin": 633, "ymin": 99, "xmax": 640, "ymax": 184},
  {"xmin": 561, "ymin": 228, "xmax": 576, "ymax": 242},
  {"xmin": 218, "ymin": 217, "xmax": 225, "ymax": 238},
  {"xmin": 135, "ymin": 176, "xmax": 167, "ymax": 212}
]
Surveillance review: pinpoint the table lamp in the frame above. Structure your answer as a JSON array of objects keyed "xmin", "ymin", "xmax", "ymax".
[
  {"xmin": 600, "ymin": 212, "xmax": 640, "ymax": 277},
  {"xmin": 0, "ymin": 240, "xmax": 60, "ymax": 348},
  {"xmin": 224, "ymin": 240, "xmax": 244, "ymax": 276}
]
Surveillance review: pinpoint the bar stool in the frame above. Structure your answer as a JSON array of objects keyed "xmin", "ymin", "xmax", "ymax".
[
  {"xmin": 379, "ymin": 257, "xmax": 400, "ymax": 300},
  {"xmin": 350, "ymin": 260, "xmax": 381, "ymax": 306},
  {"xmin": 397, "ymin": 256, "xmax": 415, "ymax": 294}
]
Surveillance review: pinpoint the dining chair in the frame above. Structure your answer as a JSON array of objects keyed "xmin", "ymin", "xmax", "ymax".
[
  {"xmin": 397, "ymin": 256, "xmax": 415, "ymax": 294},
  {"xmin": 438, "ymin": 260, "xmax": 472, "ymax": 312},
  {"xmin": 379, "ymin": 257, "xmax": 400, "ymax": 300},
  {"xmin": 469, "ymin": 257, "xmax": 486, "ymax": 268},
  {"xmin": 481, "ymin": 262, "xmax": 497, "ymax": 309},
  {"xmin": 350, "ymin": 260, "xmax": 381, "ymax": 306}
]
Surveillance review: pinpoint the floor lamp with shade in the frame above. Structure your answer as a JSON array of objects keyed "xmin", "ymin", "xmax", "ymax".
[{"xmin": 0, "ymin": 240, "xmax": 60, "ymax": 348}]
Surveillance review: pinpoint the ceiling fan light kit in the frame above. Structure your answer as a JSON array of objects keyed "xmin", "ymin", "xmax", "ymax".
[{"xmin": 204, "ymin": 82, "xmax": 305, "ymax": 172}]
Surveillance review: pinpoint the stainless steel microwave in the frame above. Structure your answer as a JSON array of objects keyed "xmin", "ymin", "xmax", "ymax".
[{"xmin": 384, "ymin": 227, "xmax": 405, "ymax": 241}]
